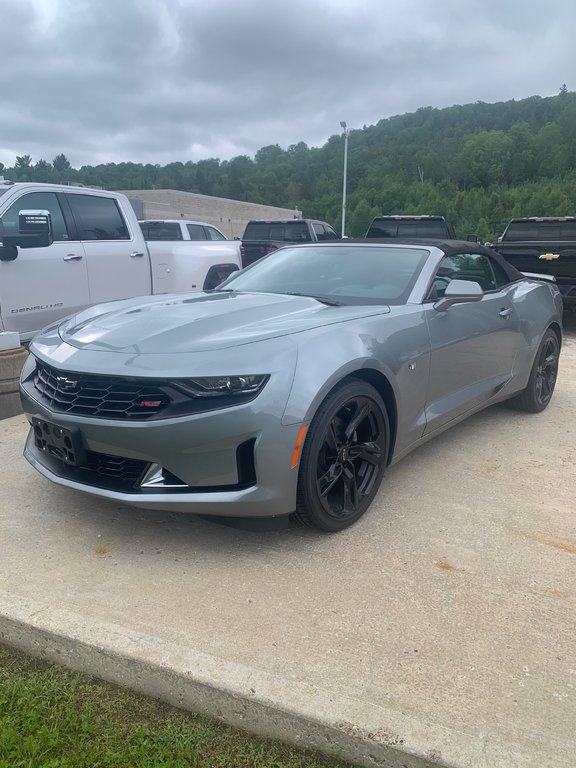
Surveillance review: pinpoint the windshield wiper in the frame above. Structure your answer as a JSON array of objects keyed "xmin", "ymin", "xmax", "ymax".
[{"xmin": 283, "ymin": 292, "xmax": 344, "ymax": 306}]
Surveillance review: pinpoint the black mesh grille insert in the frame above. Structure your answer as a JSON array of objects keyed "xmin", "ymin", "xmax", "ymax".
[
  {"xmin": 81, "ymin": 451, "xmax": 149, "ymax": 485},
  {"xmin": 33, "ymin": 362, "xmax": 171, "ymax": 420}
]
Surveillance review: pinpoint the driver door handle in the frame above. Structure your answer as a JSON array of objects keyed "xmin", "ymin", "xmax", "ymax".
[
  {"xmin": 130, "ymin": 251, "xmax": 145, "ymax": 258},
  {"xmin": 63, "ymin": 253, "xmax": 83, "ymax": 261},
  {"xmin": 499, "ymin": 308, "xmax": 512, "ymax": 319}
]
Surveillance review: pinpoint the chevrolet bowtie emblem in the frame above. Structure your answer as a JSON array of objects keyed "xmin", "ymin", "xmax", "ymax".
[
  {"xmin": 539, "ymin": 253, "xmax": 560, "ymax": 261},
  {"xmin": 56, "ymin": 375, "xmax": 78, "ymax": 390}
]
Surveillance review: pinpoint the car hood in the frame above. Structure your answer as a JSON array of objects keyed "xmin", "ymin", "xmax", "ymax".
[{"xmin": 57, "ymin": 291, "xmax": 390, "ymax": 354}]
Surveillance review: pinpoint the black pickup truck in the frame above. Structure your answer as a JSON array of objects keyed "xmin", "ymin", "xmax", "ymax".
[
  {"xmin": 489, "ymin": 217, "xmax": 576, "ymax": 309},
  {"xmin": 365, "ymin": 215, "xmax": 457, "ymax": 239},
  {"xmin": 240, "ymin": 219, "xmax": 338, "ymax": 267}
]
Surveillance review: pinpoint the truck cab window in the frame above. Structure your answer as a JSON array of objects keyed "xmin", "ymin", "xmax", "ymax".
[
  {"xmin": 68, "ymin": 194, "xmax": 129, "ymax": 240},
  {"xmin": 140, "ymin": 222, "xmax": 182, "ymax": 241},
  {"xmin": 187, "ymin": 224, "xmax": 207, "ymax": 240},
  {"xmin": 313, "ymin": 223, "xmax": 337, "ymax": 241},
  {"xmin": 206, "ymin": 226, "xmax": 226, "ymax": 241},
  {"xmin": 0, "ymin": 192, "xmax": 70, "ymax": 241}
]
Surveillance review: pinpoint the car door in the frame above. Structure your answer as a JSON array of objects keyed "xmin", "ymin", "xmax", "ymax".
[
  {"xmin": 423, "ymin": 252, "xmax": 520, "ymax": 434},
  {"xmin": 66, "ymin": 192, "xmax": 151, "ymax": 304},
  {"xmin": 0, "ymin": 190, "xmax": 89, "ymax": 336}
]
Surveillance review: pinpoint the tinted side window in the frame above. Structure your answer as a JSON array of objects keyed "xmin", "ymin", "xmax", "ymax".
[
  {"xmin": 187, "ymin": 224, "xmax": 207, "ymax": 240},
  {"xmin": 140, "ymin": 222, "xmax": 182, "ymax": 241},
  {"xmin": 206, "ymin": 226, "xmax": 226, "ymax": 241},
  {"xmin": 312, "ymin": 223, "xmax": 324, "ymax": 240},
  {"xmin": 487, "ymin": 257, "xmax": 511, "ymax": 288},
  {"xmin": 0, "ymin": 192, "xmax": 70, "ymax": 241},
  {"xmin": 313, "ymin": 223, "xmax": 338, "ymax": 241},
  {"xmin": 429, "ymin": 253, "xmax": 498, "ymax": 299},
  {"xmin": 68, "ymin": 194, "xmax": 129, "ymax": 240}
]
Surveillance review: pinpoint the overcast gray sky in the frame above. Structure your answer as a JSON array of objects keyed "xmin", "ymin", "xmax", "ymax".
[{"xmin": 0, "ymin": 0, "xmax": 574, "ymax": 169}]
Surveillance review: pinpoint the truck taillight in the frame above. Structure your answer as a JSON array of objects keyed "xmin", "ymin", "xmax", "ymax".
[{"xmin": 240, "ymin": 245, "xmax": 245, "ymax": 258}]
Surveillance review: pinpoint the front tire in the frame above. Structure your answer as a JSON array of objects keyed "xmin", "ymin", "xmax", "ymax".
[
  {"xmin": 293, "ymin": 379, "xmax": 389, "ymax": 532},
  {"xmin": 509, "ymin": 328, "xmax": 560, "ymax": 413}
]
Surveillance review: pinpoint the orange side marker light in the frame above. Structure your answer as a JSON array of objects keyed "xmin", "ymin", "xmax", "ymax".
[{"xmin": 290, "ymin": 424, "xmax": 308, "ymax": 469}]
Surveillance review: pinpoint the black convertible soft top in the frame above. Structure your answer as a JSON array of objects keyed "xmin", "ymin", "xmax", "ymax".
[{"xmin": 327, "ymin": 238, "xmax": 524, "ymax": 284}]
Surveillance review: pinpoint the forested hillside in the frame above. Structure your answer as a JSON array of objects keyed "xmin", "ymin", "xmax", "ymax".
[{"xmin": 2, "ymin": 90, "xmax": 576, "ymax": 240}]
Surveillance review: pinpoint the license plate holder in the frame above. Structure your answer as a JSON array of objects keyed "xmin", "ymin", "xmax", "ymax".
[{"xmin": 32, "ymin": 418, "xmax": 86, "ymax": 467}]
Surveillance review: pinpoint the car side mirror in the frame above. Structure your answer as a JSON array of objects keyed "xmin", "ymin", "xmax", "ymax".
[
  {"xmin": 1, "ymin": 209, "xmax": 53, "ymax": 250},
  {"xmin": 466, "ymin": 233, "xmax": 478, "ymax": 242},
  {"xmin": 434, "ymin": 279, "xmax": 484, "ymax": 312}
]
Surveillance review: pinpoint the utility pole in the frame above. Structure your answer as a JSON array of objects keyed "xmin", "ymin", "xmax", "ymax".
[{"xmin": 340, "ymin": 121, "xmax": 349, "ymax": 237}]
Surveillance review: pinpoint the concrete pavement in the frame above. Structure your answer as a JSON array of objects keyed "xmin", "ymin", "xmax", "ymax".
[{"xmin": 1, "ymin": 319, "xmax": 575, "ymax": 768}]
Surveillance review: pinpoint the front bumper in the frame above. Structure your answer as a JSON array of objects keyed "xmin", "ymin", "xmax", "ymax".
[{"xmin": 20, "ymin": 380, "xmax": 302, "ymax": 518}]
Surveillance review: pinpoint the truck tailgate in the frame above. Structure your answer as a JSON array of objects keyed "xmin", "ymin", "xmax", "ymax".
[{"xmin": 495, "ymin": 242, "xmax": 576, "ymax": 296}]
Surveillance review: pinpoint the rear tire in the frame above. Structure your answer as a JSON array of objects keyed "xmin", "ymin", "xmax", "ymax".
[
  {"xmin": 293, "ymin": 379, "xmax": 389, "ymax": 533},
  {"xmin": 508, "ymin": 328, "xmax": 560, "ymax": 413}
]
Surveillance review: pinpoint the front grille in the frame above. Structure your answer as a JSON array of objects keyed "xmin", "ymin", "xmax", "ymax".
[{"xmin": 34, "ymin": 362, "xmax": 171, "ymax": 420}]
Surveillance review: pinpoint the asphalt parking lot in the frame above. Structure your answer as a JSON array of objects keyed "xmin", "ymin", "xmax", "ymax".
[{"xmin": 1, "ymin": 315, "xmax": 575, "ymax": 768}]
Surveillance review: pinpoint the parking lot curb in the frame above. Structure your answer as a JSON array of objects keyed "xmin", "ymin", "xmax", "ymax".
[{"xmin": 0, "ymin": 592, "xmax": 525, "ymax": 768}]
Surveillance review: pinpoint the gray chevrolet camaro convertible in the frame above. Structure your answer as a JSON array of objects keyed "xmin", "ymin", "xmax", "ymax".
[{"xmin": 20, "ymin": 240, "xmax": 563, "ymax": 532}]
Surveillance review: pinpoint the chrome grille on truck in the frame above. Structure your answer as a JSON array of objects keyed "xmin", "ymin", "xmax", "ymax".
[{"xmin": 33, "ymin": 362, "xmax": 171, "ymax": 420}]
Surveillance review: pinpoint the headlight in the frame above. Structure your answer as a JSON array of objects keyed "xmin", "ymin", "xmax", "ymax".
[{"xmin": 176, "ymin": 375, "xmax": 269, "ymax": 398}]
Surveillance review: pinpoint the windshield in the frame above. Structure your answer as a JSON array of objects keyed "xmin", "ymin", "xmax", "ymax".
[
  {"xmin": 219, "ymin": 245, "xmax": 429, "ymax": 305},
  {"xmin": 503, "ymin": 220, "xmax": 576, "ymax": 241},
  {"xmin": 367, "ymin": 219, "xmax": 448, "ymax": 238}
]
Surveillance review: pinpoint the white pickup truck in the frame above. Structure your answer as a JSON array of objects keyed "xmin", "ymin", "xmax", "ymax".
[
  {"xmin": 0, "ymin": 181, "xmax": 241, "ymax": 341},
  {"xmin": 139, "ymin": 219, "xmax": 241, "ymax": 292}
]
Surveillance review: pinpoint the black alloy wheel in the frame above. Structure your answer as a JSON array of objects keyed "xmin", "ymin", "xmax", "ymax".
[
  {"xmin": 294, "ymin": 379, "xmax": 389, "ymax": 532},
  {"xmin": 510, "ymin": 328, "xmax": 560, "ymax": 413}
]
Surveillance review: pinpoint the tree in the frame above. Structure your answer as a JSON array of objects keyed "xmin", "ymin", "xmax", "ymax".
[
  {"xmin": 15, "ymin": 154, "xmax": 32, "ymax": 169},
  {"xmin": 349, "ymin": 200, "xmax": 378, "ymax": 237},
  {"xmin": 53, "ymin": 153, "xmax": 71, "ymax": 172}
]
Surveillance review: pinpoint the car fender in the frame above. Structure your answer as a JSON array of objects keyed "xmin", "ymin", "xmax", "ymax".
[{"xmin": 280, "ymin": 311, "xmax": 430, "ymax": 460}]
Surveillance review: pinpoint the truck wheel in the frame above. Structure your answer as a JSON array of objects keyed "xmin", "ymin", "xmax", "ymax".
[
  {"xmin": 508, "ymin": 328, "xmax": 560, "ymax": 413},
  {"xmin": 293, "ymin": 379, "xmax": 389, "ymax": 532},
  {"xmin": 203, "ymin": 264, "xmax": 239, "ymax": 291}
]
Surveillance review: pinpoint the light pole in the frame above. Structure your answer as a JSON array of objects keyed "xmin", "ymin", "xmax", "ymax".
[{"xmin": 340, "ymin": 121, "xmax": 349, "ymax": 238}]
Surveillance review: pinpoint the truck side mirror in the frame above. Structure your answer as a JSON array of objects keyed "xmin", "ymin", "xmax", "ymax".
[
  {"xmin": 0, "ymin": 245, "xmax": 18, "ymax": 261},
  {"xmin": 1, "ymin": 210, "xmax": 54, "ymax": 250},
  {"xmin": 466, "ymin": 233, "xmax": 479, "ymax": 242}
]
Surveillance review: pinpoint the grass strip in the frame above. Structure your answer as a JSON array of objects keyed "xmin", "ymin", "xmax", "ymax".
[{"xmin": 0, "ymin": 643, "xmax": 351, "ymax": 768}]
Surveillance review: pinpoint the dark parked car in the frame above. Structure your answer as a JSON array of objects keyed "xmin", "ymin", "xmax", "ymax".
[
  {"xmin": 240, "ymin": 218, "xmax": 338, "ymax": 267},
  {"xmin": 21, "ymin": 240, "xmax": 562, "ymax": 532}
]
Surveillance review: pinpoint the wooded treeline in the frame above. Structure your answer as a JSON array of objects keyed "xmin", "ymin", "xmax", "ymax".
[{"xmin": 2, "ymin": 89, "xmax": 575, "ymax": 241}]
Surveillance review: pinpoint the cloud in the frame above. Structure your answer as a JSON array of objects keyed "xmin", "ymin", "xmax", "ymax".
[{"xmin": 0, "ymin": 0, "xmax": 573, "ymax": 168}]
